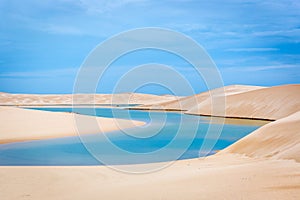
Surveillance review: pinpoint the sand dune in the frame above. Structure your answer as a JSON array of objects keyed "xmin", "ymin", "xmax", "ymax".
[
  {"xmin": 0, "ymin": 106, "xmax": 145, "ymax": 144},
  {"xmin": 220, "ymin": 110, "xmax": 300, "ymax": 162},
  {"xmin": 187, "ymin": 84, "xmax": 300, "ymax": 120},
  {"xmin": 133, "ymin": 85, "xmax": 265, "ymax": 111},
  {"xmin": 0, "ymin": 92, "xmax": 178, "ymax": 106},
  {"xmin": 133, "ymin": 84, "xmax": 300, "ymax": 120}
]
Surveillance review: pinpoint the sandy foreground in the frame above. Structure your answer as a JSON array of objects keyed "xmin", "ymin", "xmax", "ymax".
[
  {"xmin": 0, "ymin": 155, "xmax": 299, "ymax": 200},
  {"xmin": 0, "ymin": 85, "xmax": 300, "ymax": 199}
]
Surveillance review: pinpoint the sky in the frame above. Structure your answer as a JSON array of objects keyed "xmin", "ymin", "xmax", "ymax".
[{"xmin": 0, "ymin": 0, "xmax": 300, "ymax": 95}]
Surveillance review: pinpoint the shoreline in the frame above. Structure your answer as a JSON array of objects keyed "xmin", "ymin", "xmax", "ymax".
[{"xmin": 0, "ymin": 105, "xmax": 269, "ymax": 145}]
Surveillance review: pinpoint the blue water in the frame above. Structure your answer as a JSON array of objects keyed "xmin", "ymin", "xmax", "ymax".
[{"xmin": 0, "ymin": 108, "xmax": 265, "ymax": 166}]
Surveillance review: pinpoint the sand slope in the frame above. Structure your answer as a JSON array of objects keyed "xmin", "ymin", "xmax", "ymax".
[
  {"xmin": 0, "ymin": 106, "xmax": 145, "ymax": 144},
  {"xmin": 134, "ymin": 85, "xmax": 265, "ymax": 111},
  {"xmin": 186, "ymin": 84, "xmax": 300, "ymax": 120},
  {"xmin": 220, "ymin": 110, "xmax": 300, "ymax": 162}
]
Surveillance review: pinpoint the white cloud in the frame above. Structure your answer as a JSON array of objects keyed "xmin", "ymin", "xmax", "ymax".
[
  {"xmin": 226, "ymin": 48, "xmax": 279, "ymax": 52},
  {"xmin": 225, "ymin": 64, "xmax": 299, "ymax": 72},
  {"xmin": 167, "ymin": 23, "xmax": 208, "ymax": 32},
  {"xmin": 77, "ymin": 0, "xmax": 149, "ymax": 14},
  {"xmin": 253, "ymin": 29, "xmax": 300, "ymax": 38},
  {"xmin": 42, "ymin": 24, "xmax": 84, "ymax": 35},
  {"xmin": 0, "ymin": 68, "xmax": 78, "ymax": 78}
]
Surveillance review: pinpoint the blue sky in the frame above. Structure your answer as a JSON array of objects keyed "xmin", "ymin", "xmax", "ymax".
[{"xmin": 0, "ymin": 0, "xmax": 300, "ymax": 95}]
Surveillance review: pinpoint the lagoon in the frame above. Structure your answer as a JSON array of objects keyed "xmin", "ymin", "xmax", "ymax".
[{"xmin": 0, "ymin": 108, "xmax": 266, "ymax": 166}]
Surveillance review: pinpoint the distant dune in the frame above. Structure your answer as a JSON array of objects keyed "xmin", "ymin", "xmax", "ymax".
[{"xmin": 0, "ymin": 93, "xmax": 179, "ymax": 106}]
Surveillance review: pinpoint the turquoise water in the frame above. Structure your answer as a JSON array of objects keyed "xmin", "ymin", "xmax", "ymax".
[{"xmin": 0, "ymin": 108, "xmax": 264, "ymax": 166}]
